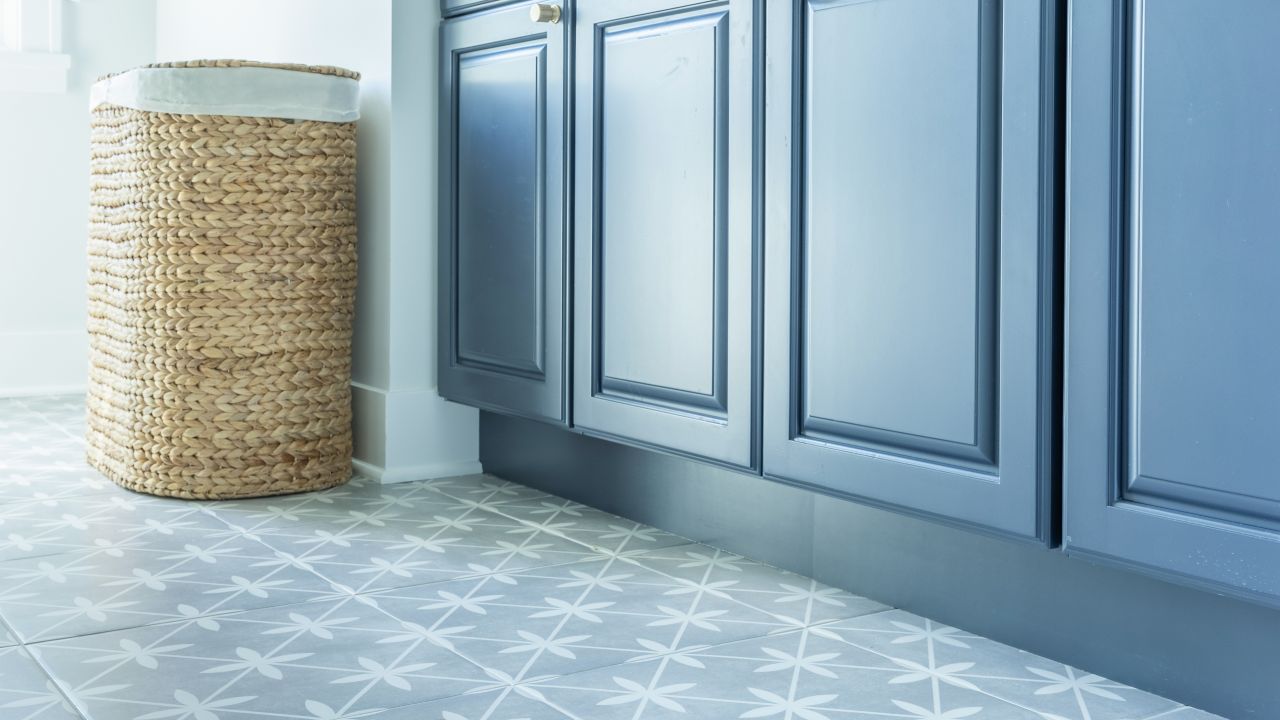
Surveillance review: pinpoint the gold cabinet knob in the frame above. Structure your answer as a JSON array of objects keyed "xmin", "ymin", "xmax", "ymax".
[{"xmin": 530, "ymin": 3, "xmax": 561, "ymax": 23}]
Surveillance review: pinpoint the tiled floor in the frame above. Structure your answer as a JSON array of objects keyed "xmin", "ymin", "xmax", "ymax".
[{"xmin": 0, "ymin": 395, "xmax": 1223, "ymax": 720}]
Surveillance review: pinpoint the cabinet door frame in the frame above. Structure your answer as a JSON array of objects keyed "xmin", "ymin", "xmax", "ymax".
[
  {"xmin": 762, "ymin": 0, "xmax": 1060, "ymax": 541},
  {"xmin": 441, "ymin": 0, "xmax": 525, "ymax": 20},
  {"xmin": 1063, "ymin": 0, "xmax": 1280, "ymax": 607},
  {"xmin": 571, "ymin": 0, "xmax": 760, "ymax": 469},
  {"xmin": 438, "ymin": 4, "xmax": 570, "ymax": 424}
]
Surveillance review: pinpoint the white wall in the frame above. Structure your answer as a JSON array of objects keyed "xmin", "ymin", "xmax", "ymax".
[
  {"xmin": 0, "ymin": 0, "xmax": 156, "ymax": 395},
  {"xmin": 153, "ymin": 0, "xmax": 479, "ymax": 482}
]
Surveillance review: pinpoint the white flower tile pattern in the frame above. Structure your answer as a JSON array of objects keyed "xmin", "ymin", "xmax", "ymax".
[
  {"xmin": 0, "ymin": 646, "xmax": 80, "ymax": 719},
  {"xmin": 29, "ymin": 596, "xmax": 500, "ymax": 720},
  {"xmin": 367, "ymin": 543, "xmax": 887, "ymax": 684},
  {"xmin": 0, "ymin": 394, "xmax": 1229, "ymax": 720},
  {"xmin": 817, "ymin": 609, "xmax": 1184, "ymax": 720},
  {"xmin": 478, "ymin": 495, "xmax": 691, "ymax": 555},
  {"xmin": 0, "ymin": 520, "xmax": 345, "ymax": 642}
]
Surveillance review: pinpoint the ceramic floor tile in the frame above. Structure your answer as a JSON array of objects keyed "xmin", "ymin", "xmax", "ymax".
[
  {"xmin": 17, "ymin": 398, "xmax": 87, "ymax": 435},
  {"xmin": 0, "ymin": 403, "xmax": 59, "ymax": 436},
  {"xmin": 0, "ymin": 395, "xmax": 1224, "ymax": 720},
  {"xmin": 426, "ymin": 473, "xmax": 556, "ymax": 508},
  {"xmin": 30, "ymin": 596, "xmax": 499, "ymax": 720},
  {"xmin": 1147, "ymin": 709, "xmax": 1229, "ymax": 720},
  {"xmin": 818, "ymin": 609, "xmax": 1183, "ymax": 720},
  {"xmin": 17, "ymin": 395, "xmax": 85, "ymax": 415},
  {"xmin": 364, "ymin": 687, "xmax": 571, "ymax": 719},
  {"xmin": 0, "ymin": 619, "xmax": 17, "ymax": 648},
  {"xmin": 0, "ymin": 493, "xmax": 210, "ymax": 563},
  {"xmin": 484, "ymin": 495, "xmax": 691, "ymax": 555},
  {"xmin": 0, "ymin": 520, "xmax": 343, "ymax": 642},
  {"xmin": 206, "ymin": 476, "xmax": 472, "ymax": 524},
  {"xmin": 622, "ymin": 543, "xmax": 890, "ymax": 628},
  {"xmin": 0, "ymin": 467, "xmax": 118, "ymax": 502},
  {"xmin": 0, "ymin": 645, "xmax": 81, "ymax": 719},
  {"xmin": 370, "ymin": 549, "xmax": 816, "ymax": 684},
  {"xmin": 0, "ymin": 434, "xmax": 86, "ymax": 469},
  {"xmin": 209, "ymin": 493, "xmax": 603, "ymax": 594},
  {"xmin": 528, "ymin": 625, "xmax": 1043, "ymax": 719}
]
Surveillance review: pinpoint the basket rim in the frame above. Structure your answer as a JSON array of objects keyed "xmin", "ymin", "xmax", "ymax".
[{"xmin": 99, "ymin": 59, "xmax": 360, "ymax": 83}]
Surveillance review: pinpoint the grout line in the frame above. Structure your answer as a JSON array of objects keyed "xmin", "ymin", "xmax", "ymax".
[
  {"xmin": 16, "ymin": 396, "xmax": 87, "ymax": 446},
  {"xmin": 1145, "ymin": 708, "xmax": 1206, "ymax": 720},
  {"xmin": 15, "ymin": 644, "xmax": 90, "ymax": 720}
]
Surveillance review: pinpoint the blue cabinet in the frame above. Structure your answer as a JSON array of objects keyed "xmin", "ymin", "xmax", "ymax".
[
  {"xmin": 570, "ymin": 0, "xmax": 758, "ymax": 468},
  {"xmin": 441, "ymin": 0, "xmax": 524, "ymax": 19},
  {"xmin": 761, "ymin": 0, "xmax": 1058, "ymax": 540},
  {"xmin": 1064, "ymin": 0, "xmax": 1280, "ymax": 605},
  {"xmin": 437, "ymin": 4, "xmax": 569, "ymax": 424}
]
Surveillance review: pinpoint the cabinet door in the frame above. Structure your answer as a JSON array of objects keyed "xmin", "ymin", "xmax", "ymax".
[
  {"xmin": 438, "ymin": 3, "xmax": 568, "ymax": 424},
  {"xmin": 1065, "ymin": 0, "xmax": 1280, "ymax": 604},
  {"xmin": 572, "ymin": 0, "xmax": 757, "ymax": 468},
  {"xmin": 441, "ymin": 0, "xmax": 521, "ymax": 19},
  {"xmin": 762, "ymin": 0, "xmax": 1057, "ymax": 540}
]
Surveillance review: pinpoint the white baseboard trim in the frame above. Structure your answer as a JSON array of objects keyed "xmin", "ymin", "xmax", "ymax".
[
  {"xmin": 352, "ymin": 457, "xmax": 484, "ymax": 485},
  {"xmin": 349, "ymin": 382, "xmax": 480, "ymax": 485}
]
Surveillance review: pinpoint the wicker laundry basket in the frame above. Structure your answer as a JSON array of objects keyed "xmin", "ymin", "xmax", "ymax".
[{"xmin": 86, "ymin": 60, "xmax": 360, "ymax": 499}]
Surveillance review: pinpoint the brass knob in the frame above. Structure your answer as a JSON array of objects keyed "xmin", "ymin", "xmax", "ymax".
[{"xmin": 530, "ymin": 3, "xmax": 561, "ymax": 23}]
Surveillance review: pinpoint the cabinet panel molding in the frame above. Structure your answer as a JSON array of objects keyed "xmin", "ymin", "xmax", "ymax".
[
  {"xmin": 797, "ymin": 0, "xmax": 999, "ymax": 472},
  {"xmin": 572, "ymin": 0, "xmax": 758, "ymax": 468},
  {"xmin": 454, "ymin": 41, "xmax": 547, "ymax": 379},
  {"xmin": 1065, "ymin": 0, "xmax": 1280, "ymax": 605},
  {"xmin": 438, "ymin": 5, "xmax": 569, "ymax": 424},
  {"xmin": 763, "ymin": 0, "xmax": 1058, "ymax": 540},
  {"xmin": 594, "ymin": 7, "xmax": 729, "ymax": 418}
]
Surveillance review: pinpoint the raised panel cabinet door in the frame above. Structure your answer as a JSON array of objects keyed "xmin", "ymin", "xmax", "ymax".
[
  {"xmin": 438, "ymin": 3, "xmax": 568, "ymax": 424},
  {"xmin": 572, "ymin": 0, "xmax": 758, "ymax": 468},
  {"xmin": 762, "ymin": 0, "xmax": 1058, "ymax": 540},
  {"xmin": 442, "ymin": 0, "xmax": 523, "ymax": 19},
  {"xmin": 1065, "ymin": 0, "xmax": 1280, "ymax": 605}
]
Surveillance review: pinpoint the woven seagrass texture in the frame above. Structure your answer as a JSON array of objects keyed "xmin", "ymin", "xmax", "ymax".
[{"xmin": 86, "ymin": 61, "xmax": 358, "ymax": 499}]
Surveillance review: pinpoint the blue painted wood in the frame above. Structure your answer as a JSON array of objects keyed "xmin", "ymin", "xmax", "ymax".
[
  {"xmin": 438, "ymin": 4, "xmax": 569, "ymax": 424},
  {"xmin": 762, "ymin": 0, "xmax": 1058, "ymax": 540},
  {"xmin": 441, "ymin": 0, "xmax": 528, "ymax": 20},
  {"xmin": 1064, "ymin": 0, "xmax": 1280, "ymax": 605},
  {"xmin": 571, "ymin": 0, "xmax": 758, "ymax": 468}
]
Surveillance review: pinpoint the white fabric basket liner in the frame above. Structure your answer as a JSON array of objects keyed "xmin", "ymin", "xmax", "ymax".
[{"xmin": 91, "ymin": 66, "xmax": 360, "ymax": 123}]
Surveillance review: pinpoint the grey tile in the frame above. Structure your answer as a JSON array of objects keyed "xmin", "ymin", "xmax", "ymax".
[
  {"xmin": 485, "ymin": 495, "xmax": 691, "ymax": 555},
  {"xmin": 18, "ymin": 396, "xmax": 86, "ymax": 434},
  {"xmin": 529, "ymin": 625, "xmax": 1043, "ymax": 719},
  {"xmin": 209, "ymin": 491, "xmax": 603, "ymax": 594},
  {"xmin": 206, "ymin": 476, "xmax": 470, "ymax": 525},
  {"xmin": 0, "ymin": 645, "xmax": 81, "ymax": 719},
  {"xmin": 30, "ymin": 596, "xmax": 498, "ymax": 720},
  {"xmin": 0, "ymin": 402, "xmax": 57, "ymax": 435},
  {"xmin": 0, "ymin": 396, "xmax": 1207, "ymax": 720},
  {"xmin": 0, "ymin": 433, "xmax": 85, "ymax": 470},
  {"xmin": 370, "ymin": 550, "xmax": 810, "ymax": 683},
  {"xmin": 365, "ymin": 687, "xmax": 571, "ymax": 719},
  {"xmin": 0, "ymin": 467, "xmax": 118, "ymax": 503},
  {"xmin": 0, "ymin": 493, "xmax": 209, "ymax": 563},
  {"xmin": 0, "ymin": 519, "xmax": 342, "ymax": 642},
  {"xmin": 426, "ymin": 474, "xmax": 555, "ymax": 508},
  {"xmin": 1147, "ymin": 708, "xmax": 1229, "ymax": 720},
  {"xmin": 818, "ymin": 609, "xmax": 1182, "ymax": 720},
  {"xmin": 16, "ymin": 395, "xmax": 85, "ymax": 416},
  {"xmin": 0, "ymin": 619, "xmax": 16, "ymax": 648},
  {"xmin": 622, "ymin": 543, "xmax": 890, "ymax": 628}
]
